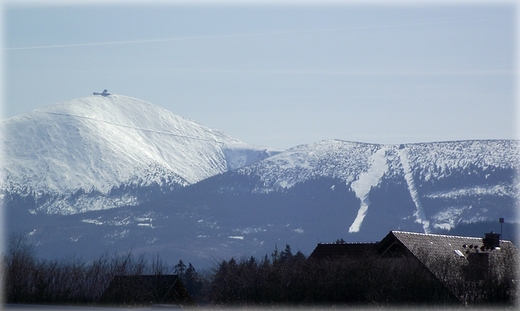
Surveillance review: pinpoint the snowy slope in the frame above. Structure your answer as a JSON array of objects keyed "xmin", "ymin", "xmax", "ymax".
[
  {"xmin": 2, "ymin": 96, "xmax": 517, "ymax": 267},
  {"xmin": 4, "ymin": 138, "xmax": 517, "ymax": 268},
  {"xmin": 238, "ymin": 140, "xmax": 517, "ymax": 190},
  {"xmin": 233, "ymin": 139, "xmax": 518, "ymax": 231},
  {"xmin": 0, "ymin": 95, "xmax": 276, "ymax": 214},
  {"xmin": 237, "ymin": 140, "xmax": 382, "ymax": 191}
]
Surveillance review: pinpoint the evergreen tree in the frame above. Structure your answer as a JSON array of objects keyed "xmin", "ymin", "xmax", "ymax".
[
  {"xmin": 184, "ymin": 263, "xmax": 203, "ymax": 301},
  {"xmin": 280, "ymin": 244, "xmax": 293, "ymax": 264},
  {"xmin": 174, "ymin": 260, "xmax": 186, "ymax": 279}
]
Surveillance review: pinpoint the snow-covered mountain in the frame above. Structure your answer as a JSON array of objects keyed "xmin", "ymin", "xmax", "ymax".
[
  {"xmin": 0, "ymin": 95, "xmax": 275, "ymax": 214},
  {"xmin": 231, "ymin": 139, "xmax": 518, "ymax": 232},
  {"xmin": 2, "ymin": 95, "xmax": 518, "ymax": 269}
]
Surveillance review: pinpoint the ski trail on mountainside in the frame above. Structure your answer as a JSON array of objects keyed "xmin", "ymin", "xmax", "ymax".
[
  {"xmin": 348, "ymin": 147, "xmax": 389, "ymax": 233},
  {"xmin": 398, "ymin": 147, "xmax": 431, "ymax": 233}
]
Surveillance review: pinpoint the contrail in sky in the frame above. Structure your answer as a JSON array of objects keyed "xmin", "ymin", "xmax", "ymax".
[{"xmin": 3, "ymin": 18, "xmax": 496, "ymax": 51}]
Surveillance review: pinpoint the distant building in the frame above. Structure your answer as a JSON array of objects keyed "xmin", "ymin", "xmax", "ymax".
[
  {"xmin": 309, "ymin": 230, "xmax": 518, "ymax": 304},
  {"xmin": 93, "ymin": 89, "xmax": 111, "ymax": 96},
  {"xmin": 100, "ymin": 274, "xmax": 193, "ymax": 306},
  {"xmin": 308, "ymin": 242, "xmax": 379, "ymax": 260}
]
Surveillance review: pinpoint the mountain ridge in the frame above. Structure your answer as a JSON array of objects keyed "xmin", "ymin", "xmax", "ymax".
[
  {"xmin": 2, "ymin": 95, "xmax": 518, "ymax": 268},
  {"xmin": 234, "ymin": 139, "xmax": 518, "ymax": 231},
  {"xmin": 1, "ymin": 95, "xmax": 276, "ymax": 214}
]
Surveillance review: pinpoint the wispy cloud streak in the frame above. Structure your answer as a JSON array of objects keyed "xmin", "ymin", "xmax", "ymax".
[
  {"xmin": 160, "ymin": 68, "xmax": 515, "ymax": 77},
  {"xmin": 3, "ymin": 17, "xmax": 497, "ymax": 51}
]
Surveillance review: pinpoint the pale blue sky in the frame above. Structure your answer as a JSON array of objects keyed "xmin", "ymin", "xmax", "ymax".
[{"xmin": 3, "ymin": 2, "xmax": 517, "ymax": 150}]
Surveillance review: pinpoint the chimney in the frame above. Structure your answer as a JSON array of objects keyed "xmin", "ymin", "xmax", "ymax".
[{"xmin": 483, "ymin": 232, "xmax": 500, "ymax": 250}]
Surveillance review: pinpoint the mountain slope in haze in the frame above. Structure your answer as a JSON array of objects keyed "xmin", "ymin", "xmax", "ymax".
[
  {"xmin": 0, "ymin": 95, "xmax": 276, "ymax": 215},
  {"xmin": 11, "ymin": 139, "xmax": 517, "ymax": 269},
  {"xmin": 230, "ymin": 139, "xmax": 518, "ymax": 232}
]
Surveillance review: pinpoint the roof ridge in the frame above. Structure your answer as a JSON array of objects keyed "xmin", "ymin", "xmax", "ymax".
[
  {"xmin": 391, "ymin": 230, "xmax": 482, "ymax": 240},
  {"xmin": 317, "ymin": 242, "xmax": 379, "ymax": 245}
]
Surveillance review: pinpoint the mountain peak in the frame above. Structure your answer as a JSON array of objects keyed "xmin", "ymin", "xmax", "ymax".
[
  {"xmin": 35, "ymin": 95, "xmax": 231, "ymax": 142},
  {"xmin": 1, "ymin": 95, "xmax": 274, "ymax": 214}
]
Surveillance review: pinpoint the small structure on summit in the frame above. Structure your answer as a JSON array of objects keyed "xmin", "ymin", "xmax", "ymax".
[{"xmin": 93, "ymin": 89, "xmax": 111, "ymax": 96}]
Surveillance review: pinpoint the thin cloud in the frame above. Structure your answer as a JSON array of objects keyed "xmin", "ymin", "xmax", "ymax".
[
  {"xmin": 143, "ymin": 68, "xmax": 515, "ymax": 77},
  {"xmin": 3, "ymin": 17, "xmax": 497, "ymax": 51}
]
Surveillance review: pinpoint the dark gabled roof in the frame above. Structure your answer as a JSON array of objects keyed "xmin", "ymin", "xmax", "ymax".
[
  {"xmin": 378, "ymin": 230, "xmax": 518, "ymax": 302},
  {"xmin": 309, "ymin": 242, "xmax": 379, "ymax": 260},
  {"xmin": 308, "ymin": 231, "xmax": 518, "ymax": 304},
  {"xmin": 379, "ymin": 230, "xmax": 516, "ymax": 262},
  {"xmin": 100, "ymin": 274, "xmax": 193, "ymax": 305},
  {"xmin": 309, "ymin": 231, "xmax": 517, "ymax": 263}
]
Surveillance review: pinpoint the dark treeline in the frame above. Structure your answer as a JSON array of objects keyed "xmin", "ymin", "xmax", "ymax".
[
  {"xmin": 210, "ymin": 244, "xmax": 461, "ymax": 306},
  {"xmin": 3, "ymin": 236, "xmax": 518, "ymax": 307},
  {"xmin": 3, "ymin": 234, "xmax": 205, "ymax": 305}
]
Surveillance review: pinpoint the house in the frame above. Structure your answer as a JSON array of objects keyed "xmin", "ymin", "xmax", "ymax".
[
  {"xmin": 100, "ymin": 274, "xmax": 193, "ymax": 306},
  {"xmin": 309, "ymin": 230, "xmax": 518, "ymax": 304},
  {"xmin": 93, "ymin": 89, "xmax": 111, "ymax": 96},
  {"xmin": 309, "ymin": 242, "xmax": 379, "ymax": 260}
]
